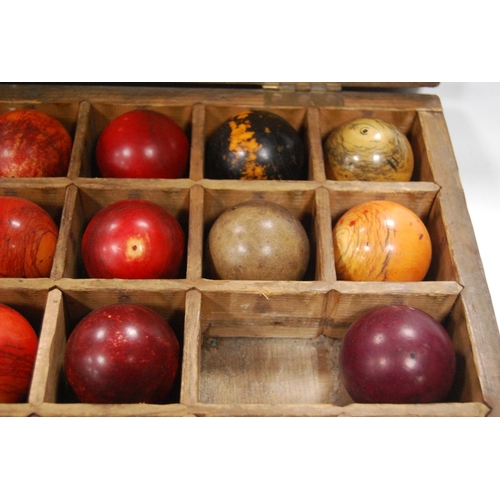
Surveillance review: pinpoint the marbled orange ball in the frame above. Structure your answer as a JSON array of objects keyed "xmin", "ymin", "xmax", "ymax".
[
  {"xmin": 333, "ymin": 200, "xmax": 432, "ymax": 281},
  {"xmin": 324, "ymin": 117, "xmax": 414, "ymax": 181}
]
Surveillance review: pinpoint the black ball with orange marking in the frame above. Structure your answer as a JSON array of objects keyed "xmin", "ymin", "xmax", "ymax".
[{"xmin": 205, "ymin": 110, "xmax": 306, "ymax": 180}]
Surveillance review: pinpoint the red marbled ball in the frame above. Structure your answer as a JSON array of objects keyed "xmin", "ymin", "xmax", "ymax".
[{"xmin": 0, "ymin": 109, "xmax": 72, "ymax": 177}]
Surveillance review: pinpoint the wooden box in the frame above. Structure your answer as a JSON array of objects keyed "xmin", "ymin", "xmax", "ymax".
[{"xmin": 0, "ymin": 83, "xmax": 498, "ymax": 417}]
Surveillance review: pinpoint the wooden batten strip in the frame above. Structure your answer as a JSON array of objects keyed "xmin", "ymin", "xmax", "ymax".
[
  {"xmin": 325, "ymin": 181, "xmax": 440, "ymax": 221},
  {"xmin": 314, "ymin": 186, "xmax": 336, "ymax": 282},
  {"xmin": 67, "ymin": 100, "xmax": 91, "ymax": 180},
  {"xmin": 189, "ymin": 103, "xmax": 206, "ymax": 181},
  {"xmin": 186, "ymin": 184, "xmax": 204, "ymax": 281},
  {"xmin": 33, "ymin": 403, "xmax": 191, "ymax": 417},
  {"xmin": 180, "ymin": 288, "xmax": 203, "ymax": 406},
  {"xmin": 190, "ymin": 402, "xmax": 489, "ymax": 417},
  {"xmin": 0, "ymin": 404, "xmax": 37, "ymax": 417},
  {"xmin": 306, "ymin": 106, "xmax": 327, "ymax": 182},
  {"xmin": 51, "ymin": 184, "xmax": 79, "ymax": 280},
  {"xmin": 29, "ymin": 288, "xmax": 67, "ymax": 405},
  {"xmin": 322, "ymin": 281, "xmax": 463, "ymax": 339}
]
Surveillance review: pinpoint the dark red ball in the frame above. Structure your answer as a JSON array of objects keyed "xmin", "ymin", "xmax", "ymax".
[
  {"xmin": 96, "ymin": 109, "xmax": 189, "ymax": 179},
  {"xmin": 206, "ymin": 110, "xmax": 306, "ymax": 180},
  {"xmin": 64, "ymin": 303, "xmax": 180, "ymax": 404},
  {"xmin": 339, "ymin": 305, "xmax": 456, "ymax": 404}
]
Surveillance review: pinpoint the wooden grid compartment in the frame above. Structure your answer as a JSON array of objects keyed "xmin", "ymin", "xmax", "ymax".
[
  {"xmin": 196, "ymin": 183, "xmax": 319, "ymax": 281},
  {"xmin": 0, "ymin": 84, "xmax": 499, "ymax": 417},
  {"xmin": 318, "ymin": 107, "xmax": 433, "ymax": 182},
  {"xmin": 28, "ymin": 283, "xmax": 190, "ymax": 417},
  {"xmin": 0, "ymin": 182, "xmax": 68, "ymax": 281},
  {"xmin": 68, "ymin": 101, "xmax": 194, "ymax": 180},
  {"xmin": 203, "ymin": 105, "xmax": 311, "ymax": 180},
  {"xmin": 0, "ymin": 100, "xmax": 82, "ymax": 181},
  {"xmin": 55, "ymin": 182, "xmax": 192, "ymax": 280}
]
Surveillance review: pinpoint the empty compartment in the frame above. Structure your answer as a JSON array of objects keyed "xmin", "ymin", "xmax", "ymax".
[{"xmin": 182, "ymin": 284, "xmax": 337, "ymax": 407}]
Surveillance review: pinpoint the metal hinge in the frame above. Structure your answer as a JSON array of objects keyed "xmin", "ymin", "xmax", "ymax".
[
  {"xmin": 262, "ymin": 82, "xmax": 342, "ymax": 106},
  {"xmin": 262, "ymin": 82, "xmax": 342, "ymax": 92}
]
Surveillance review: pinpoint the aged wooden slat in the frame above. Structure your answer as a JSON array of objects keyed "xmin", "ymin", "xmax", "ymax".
[
  {"xmin": 326, "ymin": 181, "xmax": 440, "ymax": 221},
  {"xmin": 190, "ymin": 402, "xmax": 489, "ymax": 417},
  {"xmin": 54, "ymin": 279, "xmax": 188, "ymax": 329},
  {"xmin": 198, "ymin": 284, "xmax": 327, "ymax": 339},
  {"xmin": 180, "ymin": 288, "xmax": 203, "ymax": 407},
  {"xmin": 446, "ymin": 294, "xmax": 485, "ymax": 405},
  {"xmin": 0, "ymin": 404, "xmax": 37, "ymax": 417},
  {"xmin": 0, "ymin": 178, "xmax": 69, "ymax": 222},
  {"xmin": 322, "ymin": 281, "xmax": 463, "ymax": 339},
  {"xmin": 67, "ymin": 101, "xmax": 91, "ymax": 179},
  {"xmin": 74, "ymin": 177, "xmax": 194, "ymax": 216},
  {"xmin": 314, "ymin": 187, "xmax": 336, "ymax": 282},
  {"xmin": 33, "ymin": 402, "xmax": 191, "ymax": 417},
  {"xmin": 29, "ymin": 288, "xmax": 67, "ymax": 404},
  {"xmin": 306, "ymin": 107, "xmax": 326, "ymax": 182},
  {"xmin": 0, "ymin": 280, "xmax": 51, "ymax": 329},
  {"xmin": 186, "ymin": 184, "xmax": 204, "ymax": 281},
  {"xmin": 189, "ymin": 103, "xmax": 206, "ymax": 181},
  {"xmin": 340, "ymin": 91, "xmax": 442, "ymax": 112},
  {"xmin": 419, "ymin": 110, "xmax": 500, "ymax": 415},
  {"xmin": 51, "ymin": 184, "xmax": 78, "ymax": 280},
  {"xmin": 426, "ymin": 192, "xmax": 459, "ymax": 282},
  {"xmin": 200, "ymin": 179, "xmax": 318, "ymax": 224}
]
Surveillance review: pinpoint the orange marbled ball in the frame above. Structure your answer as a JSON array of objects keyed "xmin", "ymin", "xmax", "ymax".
[{"xmin": 333, "ymin": 200, "xmax": 432, "ymax": 281}]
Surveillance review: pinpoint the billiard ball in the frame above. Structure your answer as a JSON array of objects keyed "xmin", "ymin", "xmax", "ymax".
[
  {"xmin": 333, "ymin": 200, "xmax": 432, "ymax": 281},
  {"xmin": 324, "ymin": 117, "xmax": 414, "ymax": 181},
  {"xmin": 0, "ymin": 196, "xmax": 59, "ymax": 278},
  {"xmin": 339, "ymin": 305, "xmax": 456, "ymax": 404},
  {"xmin": 0, "ymin": 109, "xmax": 72, "ymax": 178},
  {"xmin": 206, "ymin": 200, "xmax": 310, "ymax": 280},
  {"xmin": 206, "ymin": 110, "xmax": 306, "ymax": 180},
  {"xmin": 96, "ymin": 109, "xmax": 189, "ymax": 179},
  {"xmin": 64, "ymin": 303, "xmax": 179, "ymax": 404}
]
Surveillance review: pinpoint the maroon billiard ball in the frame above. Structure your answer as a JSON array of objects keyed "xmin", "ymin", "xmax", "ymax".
[
  {"xmin": 339, "ymin": 305, "xmax": 456, "ymax": 404},
  {"xmin": 64, "ymin": 303, "xmax": 180, "ymax": 404}
]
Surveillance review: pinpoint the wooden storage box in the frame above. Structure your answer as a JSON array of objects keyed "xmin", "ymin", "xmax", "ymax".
[{"xmin": 0, "ymin": 83, "xmax": 498, "ymax": 417}]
